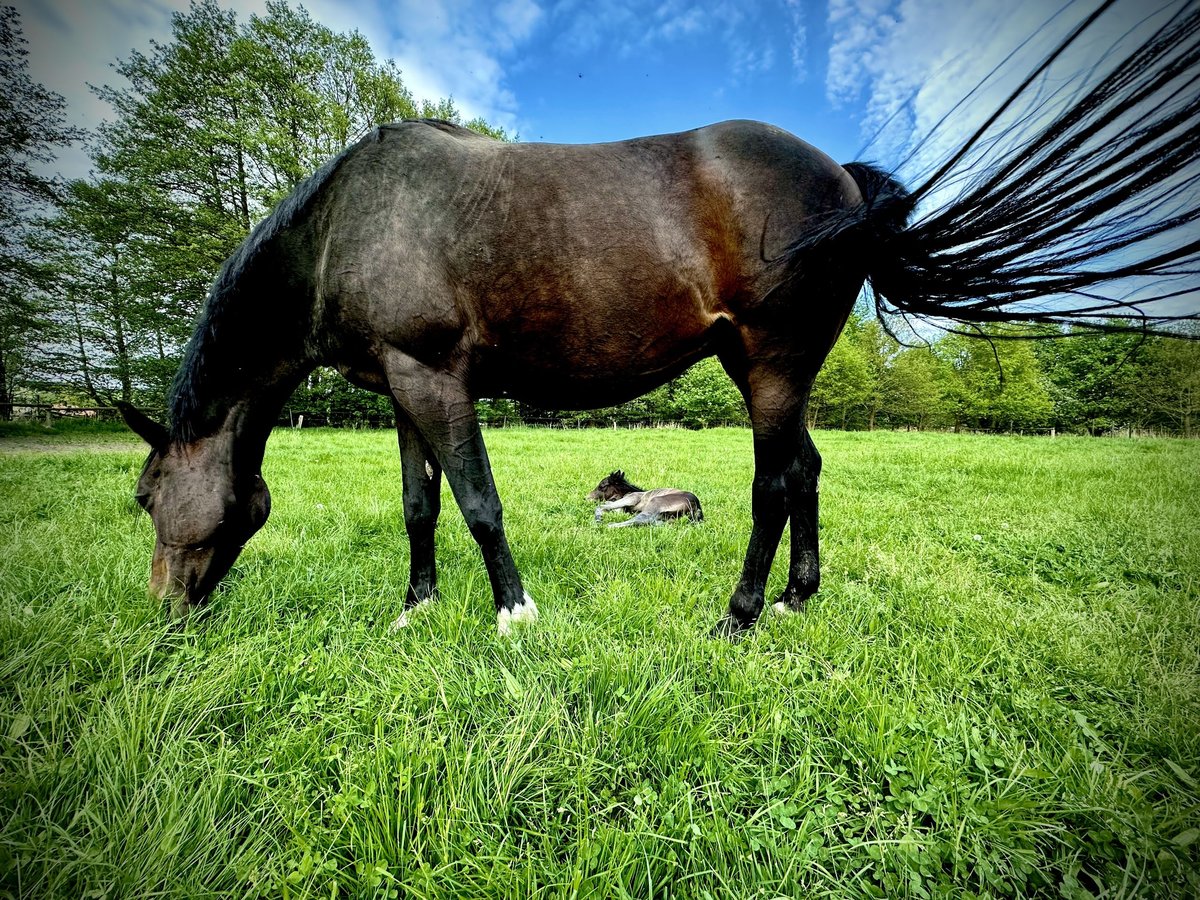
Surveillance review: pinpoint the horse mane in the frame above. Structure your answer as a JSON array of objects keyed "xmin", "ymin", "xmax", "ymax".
[
  {"xmin": 166, "ymin": 133, "xmax": 375, "ymax": 442},
  {"xmin": 606, "ymin": 470, "xmax": 643, "ymax": 494}
]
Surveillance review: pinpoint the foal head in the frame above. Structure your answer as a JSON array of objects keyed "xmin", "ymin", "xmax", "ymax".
[
  {"xmin": 587, "ymin": 470, "xmax": 642, "ymax": 501},
  {"xmin": 119, "ymin": 403, "xmax": 271, "ymax": 620}
]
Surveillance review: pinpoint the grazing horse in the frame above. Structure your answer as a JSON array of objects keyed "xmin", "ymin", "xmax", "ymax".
[
  {"xmin": 589, "ymin": 471, "xmax": 704, "ymax": 527},
  {"xmin": 118, "ymin": 2, "xmax": 1200, "ymax": 635}
]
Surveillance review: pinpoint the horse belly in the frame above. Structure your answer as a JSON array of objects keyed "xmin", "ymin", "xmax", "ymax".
[{"xmin": 466, "ymin": 233, "xmax": 731, "ymax": 406}]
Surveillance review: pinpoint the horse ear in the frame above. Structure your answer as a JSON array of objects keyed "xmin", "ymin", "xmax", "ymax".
[
  {"xmin": 615, "ymin": 470, "xmax": 624, "ymax": 479},
  {"xmin": 116, "ymin": 401, "xmax": 169, "ymax": 450}
]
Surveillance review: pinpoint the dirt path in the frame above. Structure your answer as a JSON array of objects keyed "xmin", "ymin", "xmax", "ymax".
[{"xmin": 0, "ymin": 438, "xmax": 142, "ymax": 454}]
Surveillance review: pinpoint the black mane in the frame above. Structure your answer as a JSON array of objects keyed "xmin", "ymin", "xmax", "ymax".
[
  {"xmin": 166, "ymin": 130, "xmax": 376, "ymax": 442},
  {"xmin": 604, "ymin": 470, "xmax": 643, "ymax": 494}
]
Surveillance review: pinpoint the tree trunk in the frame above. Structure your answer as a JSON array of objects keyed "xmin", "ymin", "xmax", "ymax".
[
  {"xmin": 232, "ymin": 102, "xmax": 251, "ymax": 231},
  {"xmin": 0, "ymin": 350, "xmax": 10, "ymax": 420},
  {"xmin": 109, "ymin": 253, "xmax": 133, "ymax": 404},
  {"xmin": 70, "ymin": 293, "xmax": 102, "ymax": 405}
]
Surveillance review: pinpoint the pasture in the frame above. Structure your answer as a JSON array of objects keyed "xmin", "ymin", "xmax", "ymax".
[{"xmin": 1, "ymin": 427, "xmax": 1197, "ymax": 898}]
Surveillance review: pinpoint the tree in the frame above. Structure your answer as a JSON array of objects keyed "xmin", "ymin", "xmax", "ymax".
[
  {"xmin": 857, "ymin": 317, "xmax": 897, "ymax": 429},
  {"xmin": 32, "ymin": 178, "xmax": 187, "ymax": 406},
  {"xmin": 664, "ymin": 357, "xmax": 746, "ymax": 427},
  {"xmin": 1034, "ymin": 327, "xmax": 1150, "ymax": 435},
  {"xmin": 53, "ymin": 0, "xmax": 504, "ymax": 415},
  {"xmin": 939, "ymin": 331, "xmax": 1052, "ymax": 432},
  {"xmin": 1121, "ymin": 329, "xmax": 1200, "ymax": 437},
  {"xmin": 882, "ymin": 347, "xmax": 947, "ymax": 430},
  {"xmin": 0, "ymin": 6, "xmax": 82, "ymax": 415},
  {"xmin": 809, "ymin": 325, "xmax": 873, "ymax": 429}
]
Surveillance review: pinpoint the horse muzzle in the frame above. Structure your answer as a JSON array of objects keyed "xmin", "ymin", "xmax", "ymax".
[{"xmin": 149, "ymin": 541, "xmax": 239, "ymax": 621}]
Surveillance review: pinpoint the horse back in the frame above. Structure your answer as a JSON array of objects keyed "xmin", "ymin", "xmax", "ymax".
[
  {"xmin": 306, "ymin": 120, "xmax": 863, "ymax": 405},
  {"xmin": 640, "ymin": 488, "xmax": 704, "ymax": 521}
]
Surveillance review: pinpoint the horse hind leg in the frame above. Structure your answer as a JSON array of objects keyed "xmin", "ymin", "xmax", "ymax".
[
  {"xmin": 712, "ymin": 364, "xmax": 811, "ymax": 638},
  {"xmin": 773, "ymin": 426, "xmax": 820, "ymax": 615}
]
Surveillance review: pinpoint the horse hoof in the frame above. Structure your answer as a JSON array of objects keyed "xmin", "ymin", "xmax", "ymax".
[
  {"xmin": 771, "ymin": 600, "xmax": 798, "ymax": 616},
  {"xmin": 498, "ymin": 592, "xmax": 538, "ymax": 635},
  {"xmin": 709, "ymin": 613, "xmax": 751, "ymax": 641},
  {"xmin": 390, "ymin": 596, "xmax": 432, "ymax": 632}
]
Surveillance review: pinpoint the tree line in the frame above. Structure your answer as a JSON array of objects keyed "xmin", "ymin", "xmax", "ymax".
[
  {"xmin": 2, "ymin": 2, "xmax": 1196, "ymax": 437},
  {"xmin": 1, "ymin": 0, "xmax": 505, "ymax": 419},
  {"xmin": 468, "ymin": 315, "xmax": 1198, "ymax": 438}
]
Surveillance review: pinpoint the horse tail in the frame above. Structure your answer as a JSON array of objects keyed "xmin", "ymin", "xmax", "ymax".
[{"xmin": 801, "ymin": 0, "xmax": 1200, "ymax": 337}]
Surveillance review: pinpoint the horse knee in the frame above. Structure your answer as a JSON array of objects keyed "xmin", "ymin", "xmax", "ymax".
[
  {"xmin": 463, "ymin": 502, "xmax": 504, "ymax": 546},
  {"xmin": 751, "ymin": 472, "xmax": 788, "ymax": 525}
]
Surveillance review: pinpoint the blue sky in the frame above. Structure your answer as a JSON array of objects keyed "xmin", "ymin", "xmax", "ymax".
[{"xmin": 17, "ymin": 0, "xmax": 1157, "ymax": 185}]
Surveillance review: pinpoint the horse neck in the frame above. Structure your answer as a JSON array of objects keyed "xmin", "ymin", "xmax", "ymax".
[{"xmin": 177, "ymin": 356, "xmax": 313, "ymax": 470}]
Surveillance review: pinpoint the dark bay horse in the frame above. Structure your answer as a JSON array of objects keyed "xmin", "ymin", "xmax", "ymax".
[
  {"xmin": 121, "ymin": 118, "xmax": 860, "ymax": 635},
  {"xmin": 119, "ymin": 1, "xmax": 1200, "ymax": 635},
  {"xmin": 589, "ymin": 471, "xmax": 704, "ymax": 527}
]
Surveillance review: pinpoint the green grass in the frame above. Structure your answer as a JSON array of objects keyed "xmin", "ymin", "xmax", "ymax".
[
  {"xmin": 1, "ymin": 427, "xmax": 1198, "ymax": 898},
  {"xmin": 0, "ymin": 417, "xmax": 132, "ymax": 441}
]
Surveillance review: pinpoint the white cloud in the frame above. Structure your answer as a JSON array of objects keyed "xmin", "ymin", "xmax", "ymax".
[
  {"xmin": 11, "ymin": 0, "xmax": 542, "ymax": 181},
  {"xmin": 13, "ymin": 0, "xmax": 273, "ymax": 179},
  {"xmin": 784, "ymin": 0, "xmax": 806, "ymax": 79},
  {"xmin": 552, "ymin": 0, "xmax": 805, "ymax": 81},
  {"xmin": 305, "ymin": 0, "xmax": 543, "ymax": 134}
]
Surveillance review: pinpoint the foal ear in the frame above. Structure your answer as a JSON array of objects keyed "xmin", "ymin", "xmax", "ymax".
[{"xmin": 116, "ymin": 401, "xmax": 169, "ymax": 450}]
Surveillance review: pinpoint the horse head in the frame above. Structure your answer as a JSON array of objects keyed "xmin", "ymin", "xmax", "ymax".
[
  {"xmin": 587, "ymin": 470, "xmax": 639, "ymax": 501},
  {"xmin": 118, "ymin": 402, "xmax": 270, "ymax": 620}
]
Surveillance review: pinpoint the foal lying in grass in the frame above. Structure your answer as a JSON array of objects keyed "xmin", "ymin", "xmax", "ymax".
[{"xmin": 588, "ymin": 471, "xmax": 704, "ymax": 527}]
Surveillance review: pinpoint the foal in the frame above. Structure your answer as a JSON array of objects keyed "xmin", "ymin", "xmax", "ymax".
[{"xmin": 588, "ymin": 471, "xmax": 704, "ymax": 527}]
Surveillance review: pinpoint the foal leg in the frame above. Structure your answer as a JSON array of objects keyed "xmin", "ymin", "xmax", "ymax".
[
  {"xmin": 390, "ymin": 409, "xmax": 442, "ymax": 630},
  {"xmin": 594, "ymin": 495, "xmax": 639, "ymax": 523},
  {"xmin": 608, "ymin": 511, "xmax": 660, "ymax": 528},
  {"xmin": 385, "ymin": 351, "xmax": 535, "ymax": 634},
  {"xmin": 773, "ymin": 426, "xmax": 821, "ymax": 614}
]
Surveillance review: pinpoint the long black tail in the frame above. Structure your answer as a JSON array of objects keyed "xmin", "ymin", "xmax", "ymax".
[{"xmin": 810, "ymin": 0, "xmax": 1200, "ymax": 337}]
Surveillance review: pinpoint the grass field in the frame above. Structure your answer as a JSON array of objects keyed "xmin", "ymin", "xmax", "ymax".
[{"xmin": 1, "ymin": 427, "xmax": 1198, "ymax": 898}]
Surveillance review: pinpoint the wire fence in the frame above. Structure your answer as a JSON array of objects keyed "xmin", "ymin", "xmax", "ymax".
[{"xmin": 0, "ymin": 402, "xmax": 1186, "ymax": 438}]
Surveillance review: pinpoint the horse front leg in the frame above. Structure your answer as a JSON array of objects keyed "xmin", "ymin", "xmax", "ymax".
[
  {"xmin": 390, "ymin": 409, "xmax": 442, "ymax": 630},
  {"xmin": 385, "ymin": 350, "xmax": 535, "ymax": 635},
  {"xmin": 594, "ymin": 495, "xmax": 638, "ymax": 523}
]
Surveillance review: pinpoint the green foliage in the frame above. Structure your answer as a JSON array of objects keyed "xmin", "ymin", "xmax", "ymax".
[
  {"xmin": 810, "ymin": 319, "xmax": 875, "ymax": 429},
  {"xmin": 1125, "ymin": 331, "xmax": 1200, "ymax": 436},
  {"xmin": 22, "ymin": 0, "xmax": 506, "ymax": 415},
  {"xmin": 287, "ymin": 368, "xmax": 393, "ymax": 428},
  {"xmin": 527, "ymin": 358, "xmax": 748, "ymax": 428},
  {"xmin": 0, "ymin": 5, "xmax": 83, "ymax": 416},
  {"xmin": 882, "ymin": 347, "xmax": 947, "ymax": 430},
  {"xmin": 1036, "ymin": 324, "xmax": 1200, "ymax": 437},
  {"xmin": 659, "ymin": 358, "xmax": 747, "ymax": 427},
  {"xmin": 939, "ymin": 331, "xmax": 1052, "ymax": 432},
  {"xmin": 1, "ymin": 429, "xmax": 1198, "ymax": 897}
]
